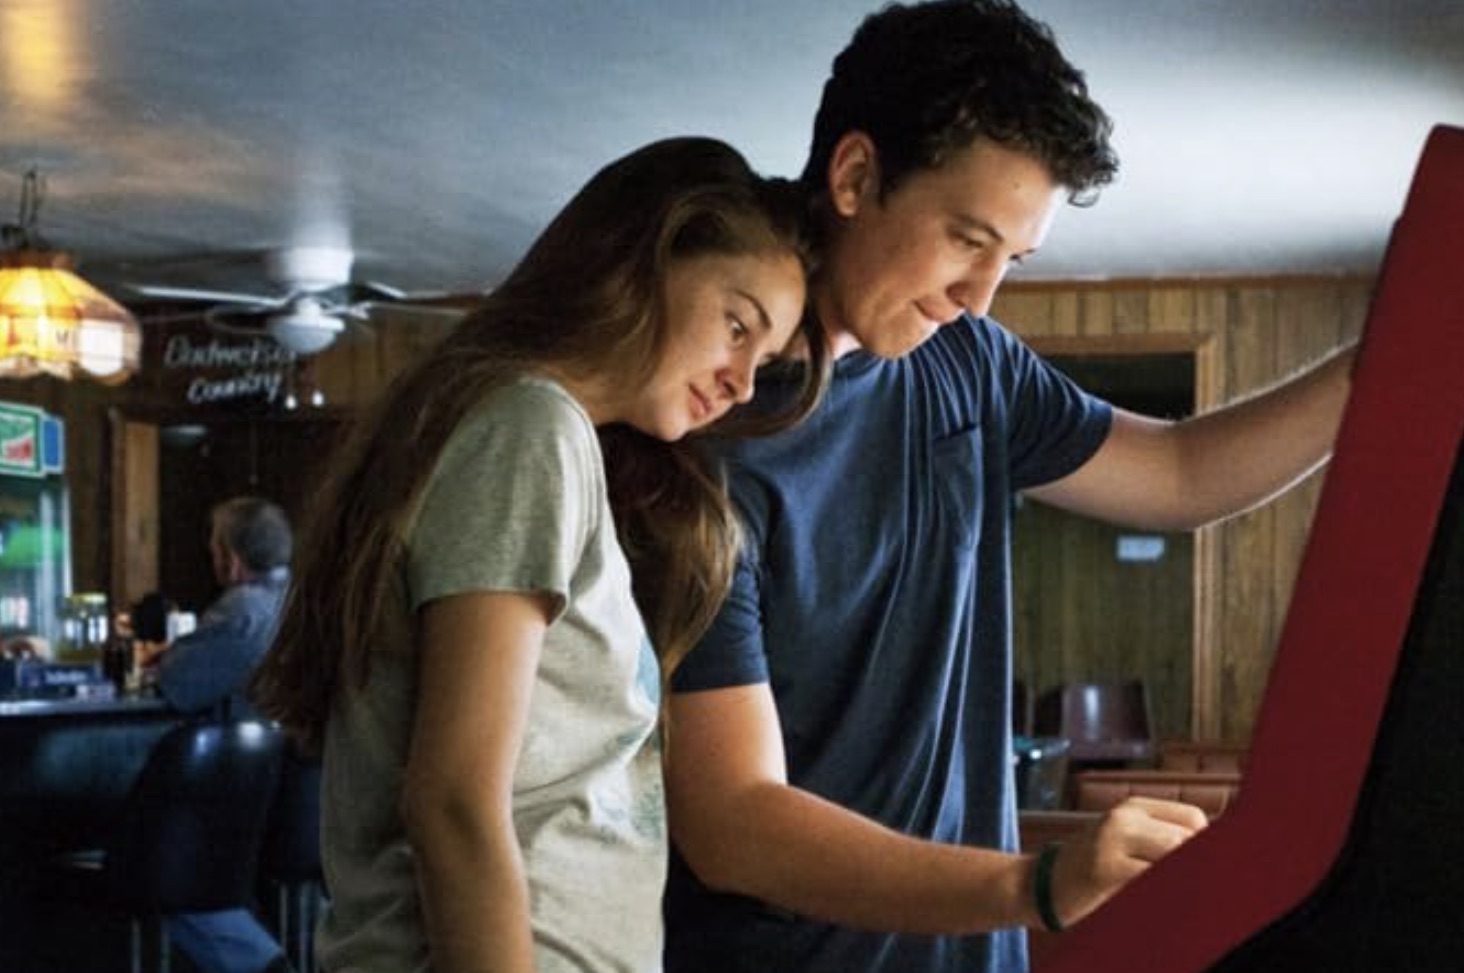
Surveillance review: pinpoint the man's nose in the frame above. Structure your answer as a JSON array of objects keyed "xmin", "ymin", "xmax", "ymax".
[{"xmin": 949, "ymin": 261, "xmax": 1007, "ymax": 319}]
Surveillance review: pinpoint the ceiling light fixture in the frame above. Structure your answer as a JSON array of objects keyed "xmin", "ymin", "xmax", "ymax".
[{"xmin": 0, "ymin": 169, "xmax": 142, "ymax": 383}]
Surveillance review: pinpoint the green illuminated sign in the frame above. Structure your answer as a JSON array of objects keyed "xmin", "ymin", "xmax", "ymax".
[{"xmin": 0, "ymin": 403, "xmax": 43, "ymax": 477}]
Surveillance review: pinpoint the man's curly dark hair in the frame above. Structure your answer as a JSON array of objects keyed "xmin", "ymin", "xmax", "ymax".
[{"xmin": 802, "ymin": 0, "xmax": 1117, "ymax": 206}]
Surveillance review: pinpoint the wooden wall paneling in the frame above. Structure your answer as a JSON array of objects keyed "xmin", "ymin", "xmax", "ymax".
[
  {"xmin": 66, "ymin": 382, "xmax": 112, "ymax": 594},
  {"xmin": 1080, "ymin": 290, "xmax": 1115, "ymax": 336},
  {"xmin": 373, "ymin": 313, "xmax": 452, "ymax": 392},
  {"xmin": 374, "ymin": 318, "xmax": 418, "ymax": 393},
  {"xmin": 308, "ymin": 340, "xmax": 357, "ymax": 407},
  {"xmin": 1190, "ymin": 317, "xmax": 1224, "ymax": 739},
  {"xmin": 1268, "ymin": 285, "xmax": 1344, "ymax": 653},
  {"xmin": 1050, "ymin": 291, "xmax": 1081, "ymax": 336},
  {"xmin": 1060, "ymin": 506, "xmax": 1092, "ymax": 695},
  {"xmin": 992, "ymin": 291, "xmax": 1055, "ymax": 336},
  {"xmin": 1191, "ymin": 519, "xmax": 1221, "ymax": 740},
  {"xmin": 1112, "ymin": 288, "xmax": 1150, "ymax": 335},
  {"xmin": 107, "ymin": 411, "xmax": 159, "ymax": 609},
  {"xmin": 1148, "ymin": 287, "xmax": 1197, "ymax": 334},
  {"xmin": 1011, "ymin": 493, "xmax": 1044, "ymax": 694},
  {"xmin": 1218, "ymin": 287, "xmax": 1281, "ymax": 739},
  {"xmin": 1339, "ymin": 278, "xmax": 1373, "ymax": 343},
  {"xmin": 1013, "ymin": 500, "xmax": 1193, "ymax": 739},
  {"xmin": 406, "ymin": 314, "xmax": 455, "ymax": 366},
  {"xmin": 1131, "ymin": 528, "xmax": 1194, "ymax": 739},
  {"xmin": 349, "ymin": 322, "xmax": 385, "ymax": 405}
]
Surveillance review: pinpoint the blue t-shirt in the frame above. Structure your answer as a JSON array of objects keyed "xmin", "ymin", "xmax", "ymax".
[{"xmin": 666, "ymin": 315, "xmax": 1112, "ymax": 973}]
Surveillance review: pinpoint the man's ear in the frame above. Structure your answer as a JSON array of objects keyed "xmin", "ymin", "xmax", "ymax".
[
  {"xmin": 226, "ymin": 548, "xmax": 250, "ymax": 585},
  {"xmin": 826, "ymin": 131, "xmax": 881, "ymax": 218}
]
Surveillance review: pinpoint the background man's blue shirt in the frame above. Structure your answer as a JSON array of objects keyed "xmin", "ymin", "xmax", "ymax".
[{"xmin": 156, "ymin": 567, "xmax": 289, "ymax": 718}]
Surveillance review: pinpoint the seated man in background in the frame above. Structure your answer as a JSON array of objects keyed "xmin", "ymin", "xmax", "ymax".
[
  {"xmin": 140, "ymin": 496, "xmax": 292, "ymax": 720},
  {"xmin": 135, "ymin": 495, "xmax": 296, "ymax": 973}
]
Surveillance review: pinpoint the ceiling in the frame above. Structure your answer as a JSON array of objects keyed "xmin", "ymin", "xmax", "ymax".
[{"xmin": 3, "ymin": 0, "xmax": 1462, "ymax": 303}]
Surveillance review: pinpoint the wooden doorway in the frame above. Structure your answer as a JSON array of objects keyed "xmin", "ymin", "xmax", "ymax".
[
  {"xmin": 1015, "ymin": 334, "xmax": 1221, "ymax": 739},
  {"xmin": 110, "ymin": 410, "xmax": 346, "ymax": 614}
]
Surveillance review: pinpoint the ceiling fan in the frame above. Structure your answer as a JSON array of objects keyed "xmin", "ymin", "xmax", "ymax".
[{"xmin": 126, "ymin": 244, "xmax": 469, "ymax": 355}]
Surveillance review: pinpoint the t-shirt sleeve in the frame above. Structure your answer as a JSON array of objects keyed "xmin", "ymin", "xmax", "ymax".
[
  {"xmin": 671, "ymin": 473, "xmax": 771, "ymax": 692},
  {"xmin": 672, "ymin": 550, "xmax": 769, "ymax": 691},
  {"xmin": 985, "ymin": 320, "xmax": 1113, "ymax": 490},
  {"xmin": 405, "ymin": 383, "xmax": 599, "ymax": 621}
]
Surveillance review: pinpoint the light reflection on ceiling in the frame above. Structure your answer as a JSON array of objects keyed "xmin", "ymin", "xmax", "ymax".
[
  {"xmin": 2, "ymin": 0, "xmax": 79, "ymax": 121},
  {"xmin": 0, "ymin": 0, "xmax": 1459, "ymax": 297}
]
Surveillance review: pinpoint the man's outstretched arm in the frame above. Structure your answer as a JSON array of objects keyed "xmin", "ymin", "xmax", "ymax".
[
  {"xmin": 1029, "ymin": 346, "xmax": 1355, "ymax": 531},
  {"xmin": 668, "ymin": 682, "xmax": 1206, "ymax": 935}
]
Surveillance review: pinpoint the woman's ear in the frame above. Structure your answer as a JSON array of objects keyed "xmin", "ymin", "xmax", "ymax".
[{"xmin": 827, "ymin": 131, "xmax": 881, "ymax": 219}]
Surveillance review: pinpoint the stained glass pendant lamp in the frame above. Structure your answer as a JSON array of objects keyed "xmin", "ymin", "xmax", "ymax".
[{"xmin": 0, "ymin": 169, "xmax": 141, "ymax": 384}]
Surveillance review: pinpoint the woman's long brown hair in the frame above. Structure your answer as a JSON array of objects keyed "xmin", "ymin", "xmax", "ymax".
[{"xmin": 251, "ymin": 138, "xmax": 829, "ymax": 752}]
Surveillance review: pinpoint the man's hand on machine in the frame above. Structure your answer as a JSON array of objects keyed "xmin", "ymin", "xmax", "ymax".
[{"xmin": 1043, "ymin": 797, "xmax": 1208, "ymax": 929}]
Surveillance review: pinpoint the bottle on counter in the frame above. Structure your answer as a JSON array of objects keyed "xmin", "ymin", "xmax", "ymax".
[
  {"xmin": 57, "ymin": 593, "xmax": 110, "ymax": 666},
  {"xmin": 103, "ymin": 632, "xmax": 135, "ymax": 695}
]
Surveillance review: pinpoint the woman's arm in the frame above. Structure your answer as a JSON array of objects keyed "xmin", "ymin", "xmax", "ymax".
[{"xmin": 401, "ymin": 590, "xmax": 554, "ymax": 973}]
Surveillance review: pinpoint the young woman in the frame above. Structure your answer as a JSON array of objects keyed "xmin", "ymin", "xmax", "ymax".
[{"xmin": 251, "ymin": 137, "xmax": 827, "ymax": 973}]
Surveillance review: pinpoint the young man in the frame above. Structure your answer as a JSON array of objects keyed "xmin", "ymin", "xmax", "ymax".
[{"xmin": 664, "ymin": 2, "xmax": 1355, "ymax": 972}]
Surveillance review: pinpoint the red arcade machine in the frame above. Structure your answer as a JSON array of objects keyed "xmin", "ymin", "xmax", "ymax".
[{"xmin": 1036, "ymin": 124, "xmax": 1464, "ymax": 973}]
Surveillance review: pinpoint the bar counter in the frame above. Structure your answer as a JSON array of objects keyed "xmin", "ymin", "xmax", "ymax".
[
  {"xmin": 0, "ymin": 693, "xmax": 172, "ymax": 718},
  {"xmin": 0, "ymin": 693, "xmax": 181, "ymax": 866}
]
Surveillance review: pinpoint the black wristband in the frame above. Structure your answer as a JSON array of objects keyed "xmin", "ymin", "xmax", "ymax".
[{"xmin": 1034, "ymin": 841, "xmax": 1065, "ymax": 933}]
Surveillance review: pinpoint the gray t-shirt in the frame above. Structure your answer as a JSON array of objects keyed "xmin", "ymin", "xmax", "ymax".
[{"xmin": 318, "ymin": 377, "xmax": 666, "ymax": 973}]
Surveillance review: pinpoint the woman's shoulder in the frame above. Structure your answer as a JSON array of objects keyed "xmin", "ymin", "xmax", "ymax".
[{"xmin": 457, "ymin": 375, "xmax": 596, "ymax": 445}]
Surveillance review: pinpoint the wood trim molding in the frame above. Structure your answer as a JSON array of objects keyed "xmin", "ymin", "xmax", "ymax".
[
  {"xmin": 1026, "ymin": 333, "xmax": 1212, "ymax": 357},
  {"xmin": 108, "ymin": 408, "xmax": 160, "ymax": 610},
  {"xmin": 1003, "ymin": 272, "xmax": 1376, "ymax": 293},
  {"xmin": 1191, "ymin": 336, "xmax": 1223, "ymax": 738}
]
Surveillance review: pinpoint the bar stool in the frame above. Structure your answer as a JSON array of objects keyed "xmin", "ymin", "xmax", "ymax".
[
  {"xmin": 260, "ymin": 747, "xmax": 324, "ymax": 973},
  {"xmin": 45, "ymin": 719, "xmax": 285, "ymax": 973}
]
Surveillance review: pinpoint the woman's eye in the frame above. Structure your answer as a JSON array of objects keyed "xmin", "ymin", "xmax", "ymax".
[
  {"xmin": 953, "ymin": 231, "xmax": 983, "ymax": 251},
  {"xmin": 728, "ymin": 315, "xmax": 749, "ymax": 341}
]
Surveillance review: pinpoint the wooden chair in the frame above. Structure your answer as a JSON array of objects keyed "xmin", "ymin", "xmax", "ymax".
[{"xmin": 1034, "ymin": 680, "xmax": 1156, "ymax": 766}]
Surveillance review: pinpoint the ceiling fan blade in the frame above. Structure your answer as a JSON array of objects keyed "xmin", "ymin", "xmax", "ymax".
[
  {"xmin": 105, "ymin": 247, "xmax": 277, "ymax": 273},
  {"xmin": 357, "ymin": 280, "xmax": 407, "ymax": 300},
  {"xmin": 359, "ymin": 300, "xmax": 471, "ymax": 323},
  {"xmin": 206, "ymin": 318, "xmax": 270, "ymax": 338},
  {"xmin": 136, "ymin": 309, "xmax": 211, "ymax": 325},
  {"xmin": 126, "ymin": 284, "xmax": 286, "ymax": 307}
]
